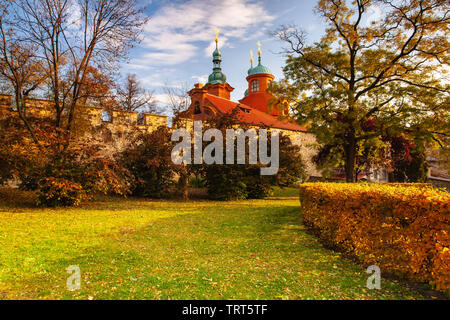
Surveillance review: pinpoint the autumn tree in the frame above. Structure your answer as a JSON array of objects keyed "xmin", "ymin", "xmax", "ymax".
[
  {"xmin": 271, "ymin": 0, "xmax": 449, "ymax": 182},
  {"xmin": 10, "ymin": 0, "xmax": 148, "ymax": 131},
  {"xmin": 163, "ymin": 82, "xmax": 191, "ymax": 118},
  {"xmin": 0, "ymin": 2, "xmax": 46, "ymax": 147},
  {"xmin": 78, "ymin": 66, "xmax": 117, "ymax": 110},
  {"xmin": 116, "ymin": 73, "xmax": 157, "ymax": 113}
]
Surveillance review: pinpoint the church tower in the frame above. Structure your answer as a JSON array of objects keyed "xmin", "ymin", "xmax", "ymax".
[
  {"xmin": 203, "ymin": 29, "xmax": 234, "ymax": 99},
  {"xmin": 239, "ymin": 42, "xmax": 283, "ymax": 116}
]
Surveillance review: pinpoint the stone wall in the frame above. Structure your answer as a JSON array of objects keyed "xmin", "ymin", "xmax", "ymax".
[
  {"xmin": 0, "ymin": 94, "xmax": 168, "ymax": 153},
  {"xmin": 280, "ymin": 129, "xmax": 321, "ymax": 178}
]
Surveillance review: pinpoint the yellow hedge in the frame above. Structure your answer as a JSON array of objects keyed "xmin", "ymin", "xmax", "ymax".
[{"xmin": 299, "ymin": 183, "xmax": 450, "ymax": 293}]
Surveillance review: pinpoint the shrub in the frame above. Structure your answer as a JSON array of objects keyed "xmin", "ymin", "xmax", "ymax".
[
  {"xmin": 271, "ymin": 135, "xmax": 307, "ymax": 187},
  {"xmin": 17, "ymin": 138, "xmax": 133, "ymax": 198},
  {"xmin": 205, "ymin": 164, "xmax": 249, "ymax": 200},
  {"xmin": 243, "ymin": 166, "xmax": 272, "ymax": 199},
  {"xmin": 203, "ymin": 134, "xmax": 306, "ymax": 200},
  {"xmin": 386, "ymin": 135, "xmax": 429, "ymax": 182},
  {"xmin": 199, "ymin": 113, "xmax": 306, "ymax": 200},
  {"xmin": 121, "ymin": 127, "xmax": 179, "ymax": 198},
  {"xmin": 299, "ymin": 183, "xmax": 450, "ymax": 294},
  {"xmin": 0, "ymin": 115, "xmax": 45, "ymax": 186},
  {"xmin": 189, "ymin": 176, "xmax": 206, "ymax": 188},
  {"xmin": 0, "ymin": 115, "xmax": 132, "ymax": 203},
  {"xmin": 0, "ymin": 187, "xmax": 37, "ymax": 207},
  {"xmin": 36, "ymin": 177, "xmax": 87, "ymax": 207}
]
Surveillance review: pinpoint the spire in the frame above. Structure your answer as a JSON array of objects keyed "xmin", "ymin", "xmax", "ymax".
[
  {"xmin": 257, "ymin": 41, "xmax": 262, "ymax": 65},
  {"xmin": 212, "ymin": 28, "xmax": 221, "ymax": 61},
  {"xmin": 250, "ymin": 50, "xmax": 254, "ymax": 68},
  {"xmin": 247, "ymin": 41, "xmax": 273, "ymax": 76},
  {"xmin": 208, "ymin": 28, "xmax": 227, "ymax": 85},
  {"xmin": 215, "ymin": 28, "xmax": 219, "ymax": 46}
]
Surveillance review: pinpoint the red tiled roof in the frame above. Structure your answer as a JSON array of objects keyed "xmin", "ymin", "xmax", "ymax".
[{"xmin": 203, "ymin": 94, "xmax": 307, "ymax": 132}]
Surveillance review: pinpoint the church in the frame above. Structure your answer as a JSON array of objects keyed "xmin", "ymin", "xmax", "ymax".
[{"xmin": 180, "ymin": 32, "xmax": 321, "ymax": 178}]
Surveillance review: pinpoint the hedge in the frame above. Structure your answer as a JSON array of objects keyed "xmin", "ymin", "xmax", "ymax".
[{"xmin": 299, "ymin": 182, "xmax": 450, "ymax": 294}]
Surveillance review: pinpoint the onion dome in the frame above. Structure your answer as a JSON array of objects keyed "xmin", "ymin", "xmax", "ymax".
[
  {"xmin": 207, "ymin": 29, "xmax": 227, "ymax": 85},
  {"xmin": 247, "ymin": 41, "xmax": 273, "ymax": 76}
]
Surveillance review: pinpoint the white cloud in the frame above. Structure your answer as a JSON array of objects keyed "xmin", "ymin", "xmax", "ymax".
[
  {"xmin": 139, "ymin": 0, "xmax": 274, "ymax": 66},
  {"xmin": 204, "ymin": 37, "xmax": 230, "ymax": 57},
  {"xmin": 153, "ymin": 93, "xmax": 175, "ymax": 105},
  {"xmin": 191, "ymin": 74, "xmax": 208, "ymax": 84}
]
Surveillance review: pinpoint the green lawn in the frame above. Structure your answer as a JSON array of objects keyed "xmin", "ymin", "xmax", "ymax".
[{"xmin": 0, "ymin": 188, "xmax": 431, "ymax": 300}]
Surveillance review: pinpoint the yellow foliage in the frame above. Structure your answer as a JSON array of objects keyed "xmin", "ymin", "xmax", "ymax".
[{"xmin": 299, "ymin": 182, "xmax": 450, "ymax": 294}]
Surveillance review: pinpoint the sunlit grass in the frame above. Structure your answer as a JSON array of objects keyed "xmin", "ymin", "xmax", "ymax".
[{"xmin": 0, "ymin": 188, "xmax": 430, "ymax": 299}]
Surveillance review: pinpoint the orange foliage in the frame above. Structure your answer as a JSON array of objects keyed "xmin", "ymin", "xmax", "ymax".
[
  {"xmin": 299, "ymin": 183, "xmax": 450, "ymax": 293},
  {"xmin": 36, "ymin": 177, "xmax": 87, "ymax": 207}
]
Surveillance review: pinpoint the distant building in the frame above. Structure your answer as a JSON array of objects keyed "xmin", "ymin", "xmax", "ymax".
[{"xmin": 178, "ymin": 35, "xmax": 320, "ymax": 178}]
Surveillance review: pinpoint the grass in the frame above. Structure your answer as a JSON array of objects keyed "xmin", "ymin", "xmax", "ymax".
[{"xmin": 0, "ymin": 187, "xmax": 433, "ymax": 300}]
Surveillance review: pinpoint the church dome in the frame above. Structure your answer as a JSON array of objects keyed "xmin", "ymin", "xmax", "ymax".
[
  {"xmin": 248, "ymin": 43, "xmax": 272, "ymax": 76},
  {"xmin": 208, "ymin": 71, "xmax": 227, "ymax": 84},
  {"xmin": 213, "ymin": 48, "xmax": 221, "ymax": 59},
  {"xmin": 248, "ymin": 61, "xmax": 272, "ymax": 76},
  {"xmin": 207, "ymin": 32, "xmax": 227, "ymax": 85}
]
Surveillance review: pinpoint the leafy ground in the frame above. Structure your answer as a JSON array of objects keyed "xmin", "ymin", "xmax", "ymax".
[{"xmin": 0, "ymin": 187, "xmax": 433, "ymax": 300}]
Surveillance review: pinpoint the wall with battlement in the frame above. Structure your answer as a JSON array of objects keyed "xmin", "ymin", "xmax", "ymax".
[{"xmin": 0, "ymin": 93, "xmax": 168, "ymax": 152}]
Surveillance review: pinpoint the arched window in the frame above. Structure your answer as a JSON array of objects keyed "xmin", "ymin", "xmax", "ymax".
[
  {"xmin": 194, "ymin": 102, "xmax": 201, "ymax": 114},
  {"xmin": 102, "ymin": 110, "xmax": 112, "ymax": 122},
  {"xmin": 251, "ymin": 79, "xmax": 259, "ymax": 92}
]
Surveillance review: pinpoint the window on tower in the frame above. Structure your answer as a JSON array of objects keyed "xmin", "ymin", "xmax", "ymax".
[{"xmin": 251, "ymin": 79, "xmax": 259, "ymax": 92}]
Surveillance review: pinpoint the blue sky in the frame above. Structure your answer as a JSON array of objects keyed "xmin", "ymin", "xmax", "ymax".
[{"xmin": 122, "ymin": 0, "xmax": 326, "ymax": 111}]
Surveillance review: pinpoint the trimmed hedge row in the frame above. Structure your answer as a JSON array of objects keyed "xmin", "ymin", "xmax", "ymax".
[{"xmin": 299, "ymin": 183, "xmax": 450, "ymax": 293}]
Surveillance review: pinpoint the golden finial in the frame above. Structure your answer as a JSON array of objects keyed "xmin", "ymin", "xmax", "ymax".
[
  {"xmin": 215, "ymin": 29, "xmax": 219, "ymax": 43},
  {"xmin": 257, "ymin": 41, "xmax": 261, "ymax": 56},
  {"xmin": 250, "ymin": 50, "xmax": 254, "ymax": 65}
]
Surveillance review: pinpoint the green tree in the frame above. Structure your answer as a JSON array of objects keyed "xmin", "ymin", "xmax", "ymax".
[{"xmin": 271, "ymin": 0, "xmax": 449, "ymax": 182}]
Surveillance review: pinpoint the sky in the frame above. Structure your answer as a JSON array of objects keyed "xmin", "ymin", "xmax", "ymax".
[{"xmin": 121, "ymin": 0, "xmax": 327, "ymax": 113}]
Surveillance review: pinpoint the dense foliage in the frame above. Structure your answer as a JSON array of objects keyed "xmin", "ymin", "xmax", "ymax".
[
  {"xmin": 36, "ymin": 177, "xmax": 86, "ymax": 207},
  {"xmin": 271, "ymin": 0, "xmax": 449, "ymax": 182},
  {"xmin": 386, "ymin": 134, "xmax": 428, "ymax": 182},
  {"xmin": 197, "ymin": 114, "xmax": 306, "ymax": 201},
  {"xmin": 121, "ymin": 126, "xmax": 180, "ymax": 198},
  {"xmin": 300, "ymin": 183, "xmax": 450, "ymax": 294},
  {"xmin": 0, "ymin": 115, "xmax": 132, "ymax": 206}
]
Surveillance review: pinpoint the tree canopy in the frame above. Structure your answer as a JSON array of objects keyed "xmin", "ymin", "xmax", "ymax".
[{"xmin": 270, "ymin": 0, "xmax": 449, "ymax": 181}]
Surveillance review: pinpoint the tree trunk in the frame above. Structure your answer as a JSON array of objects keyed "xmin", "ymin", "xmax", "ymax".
[
  {"xmin": 15, "ymin": 91, "xmax": 41, "ymax": 150},
  {"xmin": 55, "ymin": 108, "xmax": 62, "ymax": 128},
  {"xmin": 344, "ymin": 132, "xmax": 357, "ymax": 183},
  {"xmin": 178, "ymin": 169, "xmax": 189, "ymax": 201}
]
